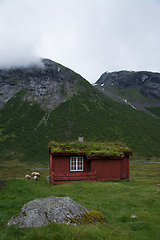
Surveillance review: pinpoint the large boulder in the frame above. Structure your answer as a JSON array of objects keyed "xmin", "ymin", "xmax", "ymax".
[{"xmin": 7, "ymin": 197, "xmax": 106, "ymax": 228}]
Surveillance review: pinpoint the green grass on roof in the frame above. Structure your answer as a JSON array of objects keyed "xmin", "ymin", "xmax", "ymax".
[{"xmin": 48, "ymin": 141, "xmax": 132, "ymax": 158}]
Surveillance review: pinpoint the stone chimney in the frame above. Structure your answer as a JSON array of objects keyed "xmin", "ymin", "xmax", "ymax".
[{"xmin": 78, "ymin": 134, "xmax": 83, "ymax": 142}]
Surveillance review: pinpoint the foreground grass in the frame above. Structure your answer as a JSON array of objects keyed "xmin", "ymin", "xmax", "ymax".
[{"xmin": 0, "ymin": 163, "xmax": 160, "ymax": 240}]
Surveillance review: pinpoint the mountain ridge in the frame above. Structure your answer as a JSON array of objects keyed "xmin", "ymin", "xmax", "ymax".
[
  {"xmin": 0, "ymin": 58, "xmax": 88, "ymax": 110},
  {"xmin": 94, "ymin": 70, "xmax": 160, "ymax": 115},
  {"xmin": 1, "ymin": 59, "xmax": 160, "ymax": 164}
]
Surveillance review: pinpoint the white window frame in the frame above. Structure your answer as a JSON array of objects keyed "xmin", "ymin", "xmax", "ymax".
[{"xmin": 70, "ymin": 156, "xmax": 84, "ymax": 172}]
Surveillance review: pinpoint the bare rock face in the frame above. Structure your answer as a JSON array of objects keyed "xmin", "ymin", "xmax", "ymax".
[
  {"xmin": 95, "ymin": 70, "xmax": 160, "ymax": 99},
  {"xmin": 7, "ymin": 197, "xmax": 106, "ymax": 228},
  {"xmin": 0, "ymin": 59, "xmax": 85, "ymax": 110}
]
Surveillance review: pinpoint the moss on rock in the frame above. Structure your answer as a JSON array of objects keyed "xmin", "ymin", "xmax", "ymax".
[{"xmin": 66, "ymin": 210, "xmax": 107, "ymax": 225}]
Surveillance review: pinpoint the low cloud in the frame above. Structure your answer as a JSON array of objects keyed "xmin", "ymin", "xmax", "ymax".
[
  {"xmin": 0, "ymin": 0, "xmax": 160, "ymax": 82},
  {"xmin": 0, "ymin": 0, "xmax": 44, "ymax": 68}
]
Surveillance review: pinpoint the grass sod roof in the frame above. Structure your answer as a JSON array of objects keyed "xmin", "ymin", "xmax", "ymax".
[{"xmin": 48, "ymin": 141, "xmax": 132, "ymax": 158}]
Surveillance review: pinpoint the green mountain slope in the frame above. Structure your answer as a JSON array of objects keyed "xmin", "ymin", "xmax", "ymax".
[
  {"xmin": 1, "ymin": 79, "xmax": 160, "ymax": 164},
  {"xmin": 146, "ymin": 107, "xmax": 160, "ymax": 118}
]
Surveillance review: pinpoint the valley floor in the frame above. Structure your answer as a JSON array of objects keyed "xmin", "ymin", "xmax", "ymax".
[{"xmin": 0, "ymin": 159, "xmax": 160, "ymax": 240}]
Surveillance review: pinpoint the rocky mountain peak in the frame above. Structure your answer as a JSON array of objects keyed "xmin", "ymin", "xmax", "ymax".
[
  {"xmin": 95, "ymin": 70, "xmax": 160, "ymax": 99},
  {"xmin": 0, "ymin": 58, "xmax": 84, "ymax": 110}
]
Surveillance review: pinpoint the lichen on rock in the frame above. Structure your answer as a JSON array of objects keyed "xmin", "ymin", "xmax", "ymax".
[{"xmin": 7, "ymin": 197, "xmax": 107, "ymax": 228}]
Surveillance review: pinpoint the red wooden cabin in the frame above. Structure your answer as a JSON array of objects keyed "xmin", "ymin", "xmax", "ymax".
[{"xmin": 49, "ymin": 142, "xmax": 131, "ymax": 185}]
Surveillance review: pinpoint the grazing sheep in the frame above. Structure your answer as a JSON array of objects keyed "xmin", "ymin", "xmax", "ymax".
[
  {"xmin": 31, "ymin": 172, "xmax": 36, "ymax": 177},
  {"xmin": 25, "ymin": 175, "xmax": 31, "ymax": 180},
  {"xmin": 33, "ymin": 176, "xmax": 37, "ymax": 181},
  {"xmin": 32, "ymin": 172, "xmax": 40, "ymax": 177},
  {"xmin": 36, "ymin": 172, "xmax": 40, "ymax": 177}
]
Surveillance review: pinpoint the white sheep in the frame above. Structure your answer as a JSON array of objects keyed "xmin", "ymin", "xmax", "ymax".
[
  {"xmin": 31, "ymin": 172, "xmax": 40, "ymax": 177},
  {"xmin": 33, "ymin": 176, "xmax": 37, "ymax": 181},
  {"xmin": 32, "ymin": 172, "xmax": 40, "ymax": 177},
  {"xmin": 36, "ymin": 172, "xmax": 40, "ymax": 177},
  {"xmin": 25, "ymin": 174, "xmax": 31, "ymax": 179},
  {"xmin": 31, "ymin": 172, "xmax": 36, "ymax": 177}
]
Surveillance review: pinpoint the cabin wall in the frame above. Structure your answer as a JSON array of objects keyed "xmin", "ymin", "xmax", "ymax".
[
  {"xmin": 51, "ymin": 154, "xmax": 89, "ymax": 173},
  {"xmin": 50, "ymin": 154, "xmax": 130, "ymax": 182},
  {"xmin": 91, "ymin": 159, "xmax": 121, "ymax": 181},
  {"xmin": 49, "ymin": 152, "xmax": 53, "ymax": 176},
  {"xmin": 121, "ymin": 155, "xmax": 129, "ymax": 179},
  {"xmin": 84, "ymin": 159, "xmax": 90, "ymax": 172},
  {"xmin": 53, "ymin": 156, "xmax": 70, "ymax": 172}
]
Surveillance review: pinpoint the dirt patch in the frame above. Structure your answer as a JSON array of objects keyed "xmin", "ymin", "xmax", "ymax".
[{"xmin": 0, "ymin": 180, "xmax": 7, "ymax": 191}]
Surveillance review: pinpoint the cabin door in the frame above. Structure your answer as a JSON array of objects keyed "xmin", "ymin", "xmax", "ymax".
[{"xmin": 89, "ymin": 160, "xmax": 92, "ymax": 172}]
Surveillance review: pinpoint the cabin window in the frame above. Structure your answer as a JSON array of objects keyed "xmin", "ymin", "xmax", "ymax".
[{"xmin": 70, "ymin": 157, "xmax": 84, "ymax": 171}]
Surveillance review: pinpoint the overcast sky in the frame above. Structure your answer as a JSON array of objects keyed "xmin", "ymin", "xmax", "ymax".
[{"xmin": 0, "ymin": 0, "xmax": 160, "ymax": 83}]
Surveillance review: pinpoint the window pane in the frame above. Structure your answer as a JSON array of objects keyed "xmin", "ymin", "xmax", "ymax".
[
  {"xmin": 70, "ymin": 157, "xmax": 74, "ymax": 171},
  {"xmin": 77, "ymin": 157, "xmax": 83, "ymax": 170},
  {"xmin": 70, "ymin": 157, "xmax": 83, "ymax": 171}
]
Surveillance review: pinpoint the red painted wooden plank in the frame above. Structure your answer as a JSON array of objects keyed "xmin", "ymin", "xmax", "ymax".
[
  {"xmin": 53, "ymin": 176, "xmax": 96, "ymax": 181},
  {"xmin": 53, "ymin": 175, "xmax": 96, "ymax": 179},
  {"xmin": 53, "ymin": 156, "xmax": 70, "ymax": 172},
  {"xmin": 53, "ymin": 173, "xmax": 96, "ymax": 178},
  {"xmin": 92, "ymin": 158, "xmax": 122, "ymax": 181},
  {"xmin": 53, "ymin": 172, "xmax": 96, "ymax": 177},
  {"xmin": 121, "ymin": 155, "xmax": 129, "ymax": 179},
  {"xmin": 56, "ymin": 174, "xmax": 96, "ymax": 178},
  {"xmin": 52, "ymin": 171, "xmax": 97, "ymax": 185},
  {"xmin": 57, "ymin": 176, "xmax": 96, "ymax": 179},
  {"xmin": 53, "ymin": 179, "xmax": 97, "ymax": 185}
]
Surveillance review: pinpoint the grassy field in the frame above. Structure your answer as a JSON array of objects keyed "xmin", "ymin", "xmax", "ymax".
[{"xmin": 0, "ymin": 160, "xmax": 160, "ymax": 240}]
